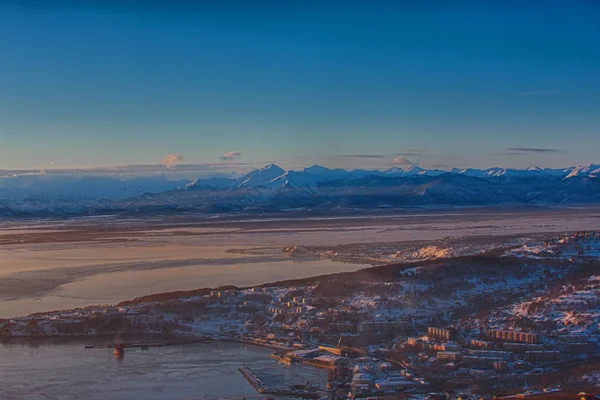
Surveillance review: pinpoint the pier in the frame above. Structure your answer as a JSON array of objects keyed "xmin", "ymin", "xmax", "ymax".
[
  {"xmin": 238, "ymin": 367, "xmax": 269, "ymax": 393},
  {"xmin": 84, "ymin": 342, "xmax": 181, "ymax": 349},
  {"xmin": 84, "ymin": 337, "xmax": 210, "ymax": 352},
  {"xmin": 238, "ymin": 367, "xmax": 321, "ymax": 398}
]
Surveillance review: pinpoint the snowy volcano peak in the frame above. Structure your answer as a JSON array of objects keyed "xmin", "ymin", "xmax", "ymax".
[
  {"xmin": 383, "ymin": 166, "xmax": 405, "ymax": 175},
  {"xmin": 262, "ymin": 163, "xmax": 285, "ymax": 174},
  {"xmin": 404, "ymin": 165, "xmax": 424, "ymax": 175},
  {"xmin": 383, "ymin": 165, "xmax": 424, "ymax": 176},
  {"xmin": 235, "ymin": 164, "xmax": 286, "ymax": 188}
]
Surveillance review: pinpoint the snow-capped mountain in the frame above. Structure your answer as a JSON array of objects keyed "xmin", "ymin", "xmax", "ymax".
[
  {"xmin": 234, "ymin": 164, "xmax": 286, "ymax": 189},
  {"xmin": 300, "ymin": 165, "xmax": 349, "ymax": 181},
  {"xmin": 114, "ymin": 163, "xmax": 600, "ymax": 213},
  {"xmin": 564, "ymin": 164, "xmax": 600, "ymax": 179},
  {"xmin": 183, "ymin": 178, "xmax": 235, "ymax": 190},
  {"xmin": 481, "ymin": 167, "xmax": 541, "ymax": 178},
  {"xmin": 383, "ymin": 165, "xmax": 425, "ymax": 176},
  {"xmin": 2, "ymin": 163, "xmax": 600, "ymax": 216}
]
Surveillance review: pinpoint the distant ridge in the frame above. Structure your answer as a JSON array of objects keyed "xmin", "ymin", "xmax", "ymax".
[{"xmin": 1, "ymin": 163, "xmax": 600, "ymax": 216}]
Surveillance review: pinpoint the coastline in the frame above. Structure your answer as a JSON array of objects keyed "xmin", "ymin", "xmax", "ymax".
[{"xmin": 0, "ymin": 328, "xmax": 295, "ymax": 354}]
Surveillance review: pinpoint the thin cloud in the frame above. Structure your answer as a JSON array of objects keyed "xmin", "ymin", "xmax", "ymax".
[
  {"xmin": 332, "ymin": 154, "xmax": 386, "ymax": 159},
  {"xmin": 392, "ymin": 148, "xmax": 427, "ymax": 156},
  {"xmin": 162, "ymin": 153, "xmax": 183, "ymax": 168},
  {"xmin": 393, "ymin": 152, "xmax": 422, "ymax": 157},
  {"xmin": 489, "ymin": 152, "xmax": 527, "ymax": 156},
  {"xmin": 219, "ymin": 151, "xmax": 242, "ymax": 161},
  {"xmin": 506, "ymin": 147, "xmax": 565, "ymax": 153},
  {"xmin": 392, "ymin": 157, "xmax": 415, "ymax": 166}
]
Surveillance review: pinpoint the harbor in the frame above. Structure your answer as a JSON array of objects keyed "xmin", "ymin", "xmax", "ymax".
[
  {"xmin": 238, "ymin": 367, "xmax": 322, "ymax": 399},
  {"xmin": 0, "ymin": 338, "xmax": 328, "ymax": 400},
  {"xmin": 83, "ymin": 335, "xmax": 333, "ymax": 397}
]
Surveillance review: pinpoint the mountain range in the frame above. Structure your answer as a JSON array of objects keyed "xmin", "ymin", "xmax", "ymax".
[{"xmin": 1, "ymin": 163, "xmax": 599, "ymax": 216}]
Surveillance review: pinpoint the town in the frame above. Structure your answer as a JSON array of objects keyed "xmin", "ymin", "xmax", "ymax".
[{"xmin": 2, "ymin": 231, "xmax": 600, "ymax": 399}]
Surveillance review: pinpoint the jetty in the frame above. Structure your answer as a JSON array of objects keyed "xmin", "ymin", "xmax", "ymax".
[
  {"xmin": 84, "ymin": 342, "xmax": 178, "ymax": 349},
  {"xmin": 239, "ymin": 367, "xmax": 269, "ymax": 393},
  {"xmin": 238, "ymin": 367, "xmax": 321, "ymax": 399},
  {"xmin": 84, "ymin": 337, "xmax": 209, "ymax": 350}
]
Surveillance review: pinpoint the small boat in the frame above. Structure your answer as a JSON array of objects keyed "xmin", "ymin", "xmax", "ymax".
[{"xmin": 113, "ymin": 334, "xmax": 125, "ymax": 357}]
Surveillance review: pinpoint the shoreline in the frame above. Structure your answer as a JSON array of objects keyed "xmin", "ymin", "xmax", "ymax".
[
  {"xmin": 0, "ymin": 332, "xmax": 297, "ymax": 357},
  {"xmin": 2, "ymin": 203, "xmax": 587, "ymax": 223}
]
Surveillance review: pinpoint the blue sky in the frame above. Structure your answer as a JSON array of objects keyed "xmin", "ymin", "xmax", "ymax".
[{"xmin": 1, "ymin": 1, "xmax": 599, "ymax": 175}]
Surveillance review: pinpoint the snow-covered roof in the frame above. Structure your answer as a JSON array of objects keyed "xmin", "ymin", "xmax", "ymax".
[{"xmin": 313, "ymin": 354, "xmax": 348, "ymax": 364}]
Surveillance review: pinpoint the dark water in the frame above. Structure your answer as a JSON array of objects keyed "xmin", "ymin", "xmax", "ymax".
[{"xmin": 0, "ymin": 338, "xmax": 327, "ymax": 400}]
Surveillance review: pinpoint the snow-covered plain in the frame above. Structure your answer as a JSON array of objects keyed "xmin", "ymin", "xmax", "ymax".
[{"xmin": 1, "ymin": 206, "xmax": 599, "ymax": 318}]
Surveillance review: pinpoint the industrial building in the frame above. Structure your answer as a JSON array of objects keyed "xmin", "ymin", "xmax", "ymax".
[
  {"xmin": 312, "ymin": 355, "xmax": 350, "ymax": 367},
  {"xmin": 318, "ymin": 345, "xmax": 343, "ymax": 356},
  {"xmin": 374, "ymin": 380, "xmax": 415, "ymax": 391}
]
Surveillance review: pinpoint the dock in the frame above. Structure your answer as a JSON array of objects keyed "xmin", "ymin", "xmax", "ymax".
[
  {"xmin": 239, "ymin": 367, "xmax": 269, "ymax": 393},
  {"xmin": 238, "ymin": 367, "xmax": 321, "ymax": 399},
  {"xmin": 84, "ymin": 342, "xmax": 175, "ymax": 349},
  {"xmin": 84, "ymin": 338, "xmax": 210, "ymax": 350}
]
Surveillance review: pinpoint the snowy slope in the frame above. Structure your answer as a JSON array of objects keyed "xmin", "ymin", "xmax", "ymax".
[
  {"xmin": 564, "ymin": 164, "xmax": 600, "ymax": 179},
  {"xmin": 2, "ymin": 163, "xmax": 600, "ymax": 215},
  {"xmin": 234, "ymin": 164, "xmax": 286, "ymax": 188}
]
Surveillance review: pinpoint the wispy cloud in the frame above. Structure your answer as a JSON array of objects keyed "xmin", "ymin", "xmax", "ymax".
[
  {"xmin": 219, "ymin": 151, "xmax": 242, "ymax": 161},
  {"xmin": 162, "ymin": 153, "xmax": 183, "ymax": 168},
  {"xmin": 392, "ymin": 157, "xmax": 415, "ymax": 166},
  {"xmin": 489, "ymin": 152, "xmax": 527, "ymax": 156},
  {"xmin": 506, "ymin": 147, "xmax": 566, "ymax": 153},
  {"xmin": 392, "ymin": 148, "xmax": 427, "ymax": 157},
  {"xmin": 331, "ymin": 154, "xmax": 386, "ymax": 159}
]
